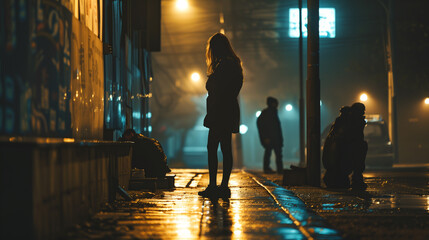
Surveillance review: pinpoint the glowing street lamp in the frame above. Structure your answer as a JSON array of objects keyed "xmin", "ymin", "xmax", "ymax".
[
  {"xmin": 256, "ymin": 111, "xmax": 261, "ymax": 117},
  {"xmin": 239, "ymin": 124, "xmax": 248, "ymax": 134},
  {"xmin": 191, "ymin": 72, "xmax": 200, "ymax": 83},
  {"xmin": 360, "ymin": 93, "xmax": 368, "ymax": 102},
  {"xmin": 425, "ymin": 97, "xmax": 429, "ymax": 105},
  {"xmin": 285, "ymin": 104, "xmax": 293, "ymax": 112},
  {"xmin": 176, "ymin": 0, "xmax": 189, "ymax": 11}
]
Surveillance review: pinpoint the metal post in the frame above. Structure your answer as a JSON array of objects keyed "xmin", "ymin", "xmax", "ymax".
[
  {"xmin": 377, "ymin": 0, "xmax": 399, "ymax": 163},
  {"xmin": 298, "ymin": 0, "xmax": 306, "ymax": 167},
  {"xmin": 388, "ymin": 0, "xmax": 399, "ymax": 163},
  {"xmin": 306, "ymin": 0, "xmax": 320, "ymax": 186}
]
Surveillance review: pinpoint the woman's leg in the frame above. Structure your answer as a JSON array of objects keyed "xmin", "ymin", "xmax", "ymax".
[
  {"xmin": 219, "ymin": 131, "xmax": 233, "ymax": 187},
  {"xmin": 207, "ymin": 129, "xmax": 220, "ymax": 186}
]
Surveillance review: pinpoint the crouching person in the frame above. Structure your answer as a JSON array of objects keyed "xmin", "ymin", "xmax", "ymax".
[
  {"xmin": 119, "ymin": 129, "xmax": 171, "ymax": 178},
  {"xmin": 322, "ymin": 103, "xmax": 368, "ymax": 191},
  {"xmin": 348, "ymin": 103, "xmax": 368, "ymax": 190},
  {"xmin": 322, "ymin": 106, "xmax": 353, "ymax": 188}
]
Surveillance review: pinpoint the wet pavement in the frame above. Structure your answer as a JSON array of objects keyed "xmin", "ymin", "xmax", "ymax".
[
  {"xmin": 260, "ymin": 169, "xmax": 429, "ymax": 240},
  {"xmin": 64, "ymin": 169, "xmax": 340, "ymax": 239},
  {"xmin": 63, "ymin": 168, "xmax": 429, "ymax": 240}
]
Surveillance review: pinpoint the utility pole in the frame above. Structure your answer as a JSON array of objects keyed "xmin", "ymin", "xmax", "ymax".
[
  {"xmin": 306, "ymin": 0, "xmax": 320, "ymax": 186},
  {"xmin": 298, "ymin": 0, "xmax": 305, "ymax": 167},
  {"xmin": 387, "ymin": 0, "xmax": 399, "ymax": 163},
  {"xmin": 377, "ymin": 0, "xmax": 399, "ymax": 162}
]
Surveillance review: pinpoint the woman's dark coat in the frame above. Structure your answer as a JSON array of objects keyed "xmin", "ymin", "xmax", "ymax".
[{"xmin": 203, "ymin": 58, "xmax": 243, "ymax": 133}]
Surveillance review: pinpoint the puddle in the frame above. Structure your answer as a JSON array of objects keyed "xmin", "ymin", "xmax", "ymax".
[{"xmin": 369, "ymin": 194, "xmax": 429, "ymax": 211}]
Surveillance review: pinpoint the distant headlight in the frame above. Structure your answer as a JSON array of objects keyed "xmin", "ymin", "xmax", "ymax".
[{"xmin": 386, "ymin": 141, "xmax": 392, "ymax": 146}]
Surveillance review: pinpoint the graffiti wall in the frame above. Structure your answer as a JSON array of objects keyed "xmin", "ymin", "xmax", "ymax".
[
  {"xmin": 32, "ymin": 0, "xmax": 73, "ymax": 137},
  {"xmin": 1, "ymin": 0, "xmax": 155, "ymax": 140},
  {"xmin": 0, "ymin": 0, "xmax": 104, "ymax": 139}
]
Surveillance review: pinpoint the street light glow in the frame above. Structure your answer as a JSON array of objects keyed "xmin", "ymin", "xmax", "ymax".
[
  {"xmin": 360, "ymin": 93, "xmax": 368, "ymax": 102},
  {"xmin": 176, "ymin": 0, "xmax": 189, "ymax": 11},
  {"xmin": 285, "ymin": 104, "xmax": 293, "ymax": 111},
  {"xmin": 256, "ymin": 111, "xmax": 261, "ymax": 117},
  {"xmin": 239, "ymin": 124, "xmax": 248, "ymax": 134},
  {"xmin": 191, "ymin": 72, "xmax": 200, "ymax": 82},
  {"xmin": 425, "ymin": 97, "xmax": 429, "ymax": 105}
]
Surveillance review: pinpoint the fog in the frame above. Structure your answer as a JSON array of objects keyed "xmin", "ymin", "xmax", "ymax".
[{"xmin": 151, "ymin": 0, "xmax": 429, "ymax": 168}]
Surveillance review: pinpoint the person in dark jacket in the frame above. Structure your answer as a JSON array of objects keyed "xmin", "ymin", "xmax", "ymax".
[
  {"xmin": 322, "ymin": 106, "xmax": 352, "ymax": 188},
  {"xmin": 119, "ymin": 129, "xmax": 171, "ymax": 178},
  {"xmin": 348, "ymin": 102, "xmax": 368, "ymax": 190},
  {"xmin": 322, "ymin": 103, "xmax": 368, "ymax": 190},
  {"xmin": 199, "ymin": 33, "xmax": 243, "ymax": 198},
  {"xmin": 257, "ymin": 97, "xmax": 284, "ymax": 174}
]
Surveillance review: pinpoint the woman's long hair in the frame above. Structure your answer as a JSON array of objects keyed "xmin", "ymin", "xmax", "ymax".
[{"xmin": 206, "ymin": 33, "xmax": 241, "ymax": 76}]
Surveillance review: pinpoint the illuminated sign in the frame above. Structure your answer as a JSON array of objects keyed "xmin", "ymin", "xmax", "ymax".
[{"xmin": 289, "ymin": 8, "xmax": 336, "ymax": 38}]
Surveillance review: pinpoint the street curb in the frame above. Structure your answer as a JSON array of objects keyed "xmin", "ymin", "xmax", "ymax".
[{"xmin": 245, "ymin": 171, "xmax": 344, "ymax": 240}]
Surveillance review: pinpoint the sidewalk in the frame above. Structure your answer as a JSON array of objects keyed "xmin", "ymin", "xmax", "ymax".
[
  {"xmin": 257, "ymin": 170, "xmax": 429, "ymax": 240},
  {"xmin": 63, "ymin": 169, "xmax": 429, "ymax": 240},
  {"xmin": 63, "ymin": 169, "xmax": 340, "ymax": 240}
]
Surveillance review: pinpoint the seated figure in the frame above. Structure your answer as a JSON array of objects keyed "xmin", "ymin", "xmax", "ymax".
[{"xmin": 119, "ymin": 129, "xmax": 171, "ymax": 178}]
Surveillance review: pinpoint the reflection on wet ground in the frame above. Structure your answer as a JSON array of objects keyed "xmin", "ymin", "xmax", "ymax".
[
  {"xmin": 364, "ymin": 171, "xmax": 429, "ymax": 211},
  {"xmin": 284, "ymin": 169, "xmax": 429, "ymax": 239},
  {"xmin": 369, "ymin": 194, "xmax": 429, "ymax": 210},
  {"xmin": 65, "ymin": 170, "xmax": 341, "ymax": 239},
  {"xmin": 64, "ymin": 169, "xmax": 429, "ymax": 239}
]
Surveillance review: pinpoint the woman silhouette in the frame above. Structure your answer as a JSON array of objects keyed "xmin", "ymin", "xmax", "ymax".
[{"xmin": 198, "ymin": 33, "xmax": 243, "ymax": 198}]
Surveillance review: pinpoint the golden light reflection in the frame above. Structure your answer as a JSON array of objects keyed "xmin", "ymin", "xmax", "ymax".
[
  {"xmin": 390, "ymin": 196, "xmax": 396, "ymax": 209},
  {"xmin": 229, "ymin": 180, "xmax": 238, "ymax": 186},
  {"xmin": 171, "ymin": 197, "xmax": 202, "ymax": 239},
  {"xmin": 426, "ymin": 196, "xmax": 429, "ymax": 212},
  {"xmin": 231, "ymin": 193, "xmax": 242, "ymax": 239}
]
